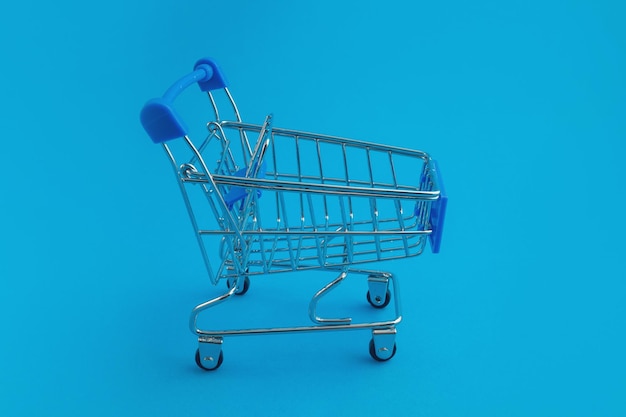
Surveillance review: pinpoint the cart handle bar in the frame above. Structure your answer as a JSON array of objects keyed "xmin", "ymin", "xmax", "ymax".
[{"xmin": 140, "ymin": 57, "xmax": 227, "ymax": 143}]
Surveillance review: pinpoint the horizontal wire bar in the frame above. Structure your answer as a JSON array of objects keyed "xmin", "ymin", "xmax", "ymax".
[{"xmin": 220, "ymin": 121, "xmax": 430, "ymax": 159}]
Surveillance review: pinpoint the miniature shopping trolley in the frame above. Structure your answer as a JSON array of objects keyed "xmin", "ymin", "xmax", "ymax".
[{"xmin": 140, "ymin": 57, "xmax": 447, "ymax": 371}]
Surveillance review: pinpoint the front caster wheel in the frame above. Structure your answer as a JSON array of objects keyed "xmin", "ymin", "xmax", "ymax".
[
  {"xmin": 369, "ymin": 338, "xmax": 397, "ymax": 362},
  {"xmin": 226, "ymin": 276, "xmax": 250, "ymax": 296},
  {"xmin": 195, "ymin": 348, "xmax": 224, "ymax": 371},
  {"xmin": 366, "ymin": 289, "xmax": 391, "ymax": 309}
]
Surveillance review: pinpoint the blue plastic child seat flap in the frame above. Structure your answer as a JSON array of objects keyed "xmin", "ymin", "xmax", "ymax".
[
  {"xmin": 429, "ymin": 160, "xmax": 447, "ymax": 253},
  {"xmin": 140, "ymin": 98, "xmax": 188, "ymax": 143},
  {"xmin": 223, "ymin": 162, "xmax": 266, "ymax": 210}
]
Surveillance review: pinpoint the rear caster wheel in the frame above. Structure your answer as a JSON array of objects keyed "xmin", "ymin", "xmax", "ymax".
[
  {"xmin": 369, "ymin": 338, "xmax": 397, "ymax": 362},
  {"xmin": 366, "ymin": 289, "xmax": 391, "ymax": 308},
  {"xmin": 226, "ymin": 276, "xmax": 250, "ymax": 295},
  {"xmin": 195, "ymin": 348, "xmax": 224, "ymax": 371}
]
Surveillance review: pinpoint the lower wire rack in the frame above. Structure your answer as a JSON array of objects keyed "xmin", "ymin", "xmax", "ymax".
[{"xmin": 192, "ymin": 269, "xmax": 401, "ymax": 371}]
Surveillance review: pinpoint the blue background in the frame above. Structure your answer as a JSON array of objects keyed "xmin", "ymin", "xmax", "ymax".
[{"xmin": 1, "ymin": 0, "xmax": 625, "ymax": 415}]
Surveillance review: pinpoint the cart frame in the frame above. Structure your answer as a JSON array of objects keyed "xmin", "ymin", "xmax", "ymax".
[{"xmin": 140, "ymin": 57, "xmax": 447, "ymax": 370}]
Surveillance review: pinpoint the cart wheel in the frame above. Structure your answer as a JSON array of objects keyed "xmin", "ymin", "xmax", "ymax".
[
  {"xmin": 366, "ymin": 290, "xmax": 391, "ymax": 309},
  {"xmin": 369, "ymin": 338, "xmax": 397, "ymax": 362},
  {"xmin": 226, "ymin": 276, "xmax": 250, "ymax": 296},
  {"xmin": 195, "ymin": 348, "xmax": 224, "ymax": 371}
]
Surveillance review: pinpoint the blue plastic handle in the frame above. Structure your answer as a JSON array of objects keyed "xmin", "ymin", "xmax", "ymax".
[
  {"xmin": 140, "ymin": 58, "xmax": 228, "ymax": 143},
  {"xmin": 429, "ymin": 160, "xmax": 447, "ymax": 253}
]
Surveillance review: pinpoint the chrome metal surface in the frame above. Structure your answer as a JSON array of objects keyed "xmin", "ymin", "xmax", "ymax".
[
  {"xmin": 198, "ymin": 336, "xmax": 223, "ymax": 370},
  {"xmin": 189, "ymin": 269, "xmax": 402, "ymax": 338},
  {"xmin": 154, "ymin": 85, "xmax": 443, "ymax": 368},
  {"xmin": 367, "ymin": 275, "xmax": 390, "ymax": 307},
  {"xmin": 372, "ymin": 328, "xmax": 397, "ymax": 361},
  {"xmin": 309, "ymin": 270, "xmax": 352, "ymax": 324},
  {"xmin": 226, "ymin": 276, "xmax": 247, "ymax": 295}
]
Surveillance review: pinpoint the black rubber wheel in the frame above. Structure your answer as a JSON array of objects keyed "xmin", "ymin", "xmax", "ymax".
[
  {"xmin": 226, "ymin": 276, "xmax": 250, "ymax": 296},
  {"xmin": 195, "ymin": 348, "xmax": 224, "ymax": 371},
  {"xmin": 366, "ymin": 289, "xmax": 391, "ymax": 309},
  {"xmin": 369, "ymin": 338, "xmax": 397, "ymax": 362}
]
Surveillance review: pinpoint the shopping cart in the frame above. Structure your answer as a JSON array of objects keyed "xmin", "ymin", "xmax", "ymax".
[{"xmin": 140, "ymin": 57, "xmax": 447, "ymax": 371}]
